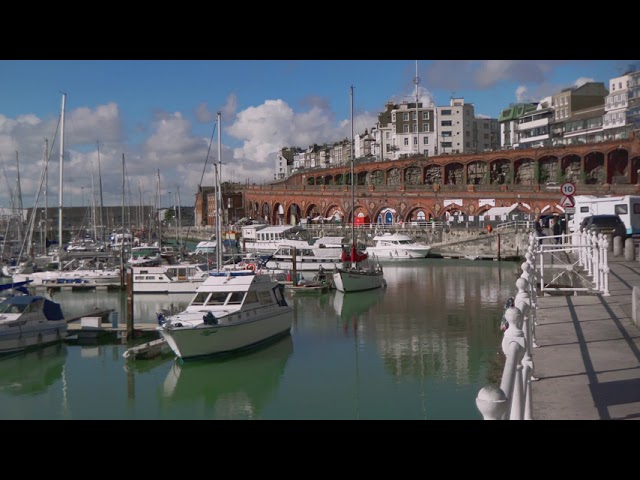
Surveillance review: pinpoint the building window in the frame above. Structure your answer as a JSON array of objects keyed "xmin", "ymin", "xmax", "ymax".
[
  {"xmin": 423, "ymin": 137, "xmax": 429, "ymax": 145},
  {"xmin": 422, "ymin": 112, "xmax": 429, "ymax": 120},
  {"xmin": 385, "ymin": 132, "xmax": 390, "ymax": 139},
  {"xmin": 441, "ymin": 109, "xmax": 452, "ymax": 115},
  {"xmin": 441, "ymin": 120, "xmax": 452, "ymax": 127},
  {"xmin": 403, "ymin": 125, "xmax": 409, "ymax": 133},
  {"xmin": 413, "ymin": 137, "xmax": 418, "ymax": 145},
  {"xmin": 423, "ymin": 124, "xmax": 429, "ymax": 132},
  {"xmin": 404, "ymin": 138, "xmax": 409, "ymax": 146},
  {"xmin": 403, "ymin": 113, "xmax": 409, "ymax": 121}
]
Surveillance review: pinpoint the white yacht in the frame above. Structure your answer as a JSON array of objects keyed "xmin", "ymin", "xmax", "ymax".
[
  {"xmin": 157, "ymin": 269, "xmax": 293, "ymax": 360},
  {"xmin": 131, "ymin": 262, "xmax": 212, "ymax": 294},
  {"xmin": 365, "ymin": 233, "xmax": 431, "ymax": 260}
]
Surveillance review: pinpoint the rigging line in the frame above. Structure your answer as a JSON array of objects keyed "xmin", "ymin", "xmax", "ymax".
[
  {"xmin": 184, "ymin": 119, "xmax": 218, "ymax": 243},
  {"xmin": 0, "ymin": 152, "xmax": 13, "ymax": 200},
  {"xmin": 199, "ymin": 120, "xmax": 218, "ymax": 187}
]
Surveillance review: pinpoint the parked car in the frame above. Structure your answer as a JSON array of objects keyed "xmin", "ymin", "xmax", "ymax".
[{"xmin": 580, "ymin": 214, "xmax": 627, "ymax": 239}]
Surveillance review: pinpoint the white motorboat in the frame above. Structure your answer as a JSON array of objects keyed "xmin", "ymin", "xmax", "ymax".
[
  {"xmin": 157, "ymin": 112, "xmax": 293, "ymax": 361},
  {"xmin": 264, "ymin": 236, "xmax": 345, "ymax": 280},
  {"xmin": 365, "ymin": 233, "xmax": 431, "ymax": 260},
  {"xmin": 127, "ymin": 245, "xmax": 162, "ymax": 267},
  {"xmin": 12, "ymin": 264, "xmax": 122, "ymax": 287},
  {"xmin": 157, "ymin": 269, "xmax": 293, "ymax": 360},
  {"xmin": 131, "ymin": 262, "xmax": 212, "ymax": 294},
  {"xmin": 0, "ymin": 282, "xmax": 68, "ymax": 355}
]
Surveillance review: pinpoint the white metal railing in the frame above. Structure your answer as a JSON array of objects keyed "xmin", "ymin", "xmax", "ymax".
[
  {"xmin": 536, "ymin": 229, "xmax": 610, "ymax": 296},
  {"xmin": 476, "ymin": 230, "xmax": 614, "ymax": 419},
  {"xmin": 476, "ymin": 234, "xmax": 539, "ymax": 419}
]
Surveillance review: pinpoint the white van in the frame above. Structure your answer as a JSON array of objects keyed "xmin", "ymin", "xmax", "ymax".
[{"xmin": 569, "ymin": 195, "xmax": 640, "ymax": 236}]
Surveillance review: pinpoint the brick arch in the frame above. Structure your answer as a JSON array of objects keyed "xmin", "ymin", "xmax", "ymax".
[
  {"xmin": 237, "ymin": 138, "xmax": 640, "ymax": 229},
  {"xmin": 584, "ymin": 151, "xmax": 605, "ymax": 184},
  {"xmin": 608, "ymin": 147, "xmax": 629, "ymax": 184},
  {"xmin": 444, "ymin": 162, "xmax": 464, "ymax": 185},
  {"xmin": 467, "ymin": 160, "xmax": 489, "ymax": 185}
]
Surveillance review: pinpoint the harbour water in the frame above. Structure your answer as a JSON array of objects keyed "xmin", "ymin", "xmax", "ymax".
[{"xmin": 0, "ymin": 259, "xmax": 520, "ymax": 420}]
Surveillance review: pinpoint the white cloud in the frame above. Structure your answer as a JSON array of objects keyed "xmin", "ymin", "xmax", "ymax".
[
  {"xmin": 515, "ymin": 85, "xmax": 529, "ymax": 102},
  {"xmin": 1, "ymin": 95, "xmax": 384, "ymax": 208},
  {"xmin": 574, "ymin": 77, "xmax": 594, "ymax": 88}
]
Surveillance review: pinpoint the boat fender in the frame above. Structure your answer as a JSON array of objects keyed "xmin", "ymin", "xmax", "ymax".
[
  {"xmin": 203, "ymin": 311, "xmax": 218, "ymax": 325},
  {"xmin": 156, "ymin": 313, "xmax": 166, "ymax": 326},
  {"xmin": 247, "ymin": 263, "xmax": 256, "ymax": 272}
]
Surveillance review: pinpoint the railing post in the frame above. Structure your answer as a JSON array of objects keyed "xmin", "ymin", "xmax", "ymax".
[
  {"xmin": 515, "ymin": 277, "xmax": 535, "ymax": 420},
  {"xmin": 592, "ymin": 231, "xmax": 600, "ymax": 290},
  {"xmin": 601, "ymin": 236, "xmax": 610, "ymax": 296},
  {"xmin": 476, "ymin": 385, "xmax": 508, "ymax": 420},
  {"xmin": 500, "ymin": 306, "xmax": 526, "ymax": 419}
]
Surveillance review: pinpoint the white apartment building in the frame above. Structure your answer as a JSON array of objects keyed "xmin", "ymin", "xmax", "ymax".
[
  {"xmin": 603, "ymin": 73, "xmax": 632, "ymax": 140},
  {"xmin": 370, "ymin": 97, "xmax": 494, "ymax": 160},
  {"xmin": 513, "ymin": 97, "xmax": 554, "ymax": 149},
  {"xmin": 435, "ymin": 98, "xmax": 478, "ymax": 155}
]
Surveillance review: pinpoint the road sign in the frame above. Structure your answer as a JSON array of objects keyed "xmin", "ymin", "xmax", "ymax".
[
  {"xmin": 560, "ymin": 182, "xmax": 576, "ymax": 196},
  {"xmin": 560, "ymin": 195, "xmax": 575, "ymax": 208},
  {"xmin": 564, "ymin": 207, "xmax": 575, "ymax": 214}
]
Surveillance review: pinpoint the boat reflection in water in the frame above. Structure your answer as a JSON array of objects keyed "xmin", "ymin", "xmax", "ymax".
[
  {"xmin": 161, "ymin": 334, "xmax": 293, "ymax": 419},
  {"xmin": 0, "ymin": 343, "xmax": 67, "ymax": 398},
  {"xmin": 333, "ymin": 288, "xmax": 386, "ymax": 332}
]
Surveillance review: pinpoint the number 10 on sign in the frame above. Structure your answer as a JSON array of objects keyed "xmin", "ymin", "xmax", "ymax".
[{"xmin": 561, "ymin": 182, "xmax": 576, "ymax": 196}]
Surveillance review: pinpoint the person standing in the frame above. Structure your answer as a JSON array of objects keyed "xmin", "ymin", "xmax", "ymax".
[{"xmin": 552, "ymin": 216, "xmax": 561, "ymax": 243}]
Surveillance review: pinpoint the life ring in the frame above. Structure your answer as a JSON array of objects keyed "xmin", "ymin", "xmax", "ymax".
[{"xmin": 247, "ymin": 263, "xmax": 256, "ymax": 272}]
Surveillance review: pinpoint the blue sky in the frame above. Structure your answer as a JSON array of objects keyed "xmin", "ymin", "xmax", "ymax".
[{"xmin": 0, "ymin": 59, "xmax": 637, "ymax": 211}]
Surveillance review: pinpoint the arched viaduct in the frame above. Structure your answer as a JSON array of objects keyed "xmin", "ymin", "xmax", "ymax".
[{"xmin": 243, "ymin": 137, "xmax": 640, "ymax": 225}]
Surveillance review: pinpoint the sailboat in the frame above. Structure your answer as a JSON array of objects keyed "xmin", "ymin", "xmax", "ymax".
[
  {"xmin": 12, "ymin": 94, "xmax": 121, "ymax": 288},
  {"xmin": 156, "ymin": 112, "xmax": 294, "ymax": 360},
  {"xmin": 332, "ymin": 86, "xmax": 385, "ymax": 293}
]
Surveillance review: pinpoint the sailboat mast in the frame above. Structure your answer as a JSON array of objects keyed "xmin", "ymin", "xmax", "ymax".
[
  {"xmin": 96, "ymin": 142, "xmax": 106, "ymax": 242},
  {"xmin": 58, "ymin": 93, "xmax": 66, "ymax": 269},
  {"xmin": 91, "ymin": 163, "xmax": 98, "ymax": 241},
  {"xmin": 15, "ymin": 152, "xmax": 24, "ymax": 243},
  {"xmin": 350, "ymin": 85, "xmax": 355, "ymax": 250},
  {"xmin": 414, "ymin": 60, "xmax": 420, "ymax": 155},
  {"xmin": 44, "ymin": 138, "xmax": 48, "ymax": 246},
  {"xmin": 157, "ymin": 169, "xmax": 162, "ymax": 245},
  {"xmin": 216, "ymin": 111, "xmax": 223, "ymax": 270}
]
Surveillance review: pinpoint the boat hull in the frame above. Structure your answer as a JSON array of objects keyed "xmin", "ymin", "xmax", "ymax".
[
  {"xmin": 0, "ymin": 320, "xmax": 67, "ymax": 355},
  {"xmin": 160, "ymin": 309, "xmax": 293, "ymax": 360},
  {"xmin": 365, "ymin": 247, "xmax": 431, "ymax": 259},
  {"xmin": 332, "ymin": 269, "xmax": 385, "ymax": 293}
]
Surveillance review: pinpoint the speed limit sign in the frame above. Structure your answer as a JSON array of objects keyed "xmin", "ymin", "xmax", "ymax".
[{"xmin": 560, "ymin": 182, "xmax": 576, "ymax": 196}]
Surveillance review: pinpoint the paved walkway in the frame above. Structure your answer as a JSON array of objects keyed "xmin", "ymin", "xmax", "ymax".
[{"xmin": 532, "ymin": 254, "xmax": 640, "ymax": 420}]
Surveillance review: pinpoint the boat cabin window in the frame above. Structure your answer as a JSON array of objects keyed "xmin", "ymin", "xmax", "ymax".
[
  {"xmin": 227, "ymin": 292, "xmax": 244, "ymax": 304},
  {"xmin": 0, "ymin": 302, "xmax": 27, "ymax": 314},
  {"xmin": 243, "ymin": 291, "xmax": 259, "ymax": 304},
  {"xmin": 208, "ymin": 292, "xmax": 229, "ymax": 305},
  {"xmin": 191, "ymin": 291, "xmax": 210, "ymax": 305},
  {"xmin": 257, "ymin": 290, "xmax": 274, "ymax": 306}
]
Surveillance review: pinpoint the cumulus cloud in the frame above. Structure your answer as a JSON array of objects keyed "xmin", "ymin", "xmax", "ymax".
[
  {"xmin": 424, "ymin": 60, "xmax": 566, "ymax": 90},
  {"xmin": 515, "ymin": 85, "xmax": 529, "ymax": 102},
  {"xmin": 224, "ymin": 98, "xmax": 350, "ymax": 183},
  {"xmin": 574, "ymin": 77, "xmax": 594, "ymax": 88},
  {"xmin": 1, "ymin": 94, "xmax": 382, "ymax": 208}
]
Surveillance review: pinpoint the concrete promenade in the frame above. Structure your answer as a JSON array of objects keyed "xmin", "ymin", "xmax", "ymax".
[{"xmin": 532, "ymin": 255, "xmax": 640, "ymax": 420}]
